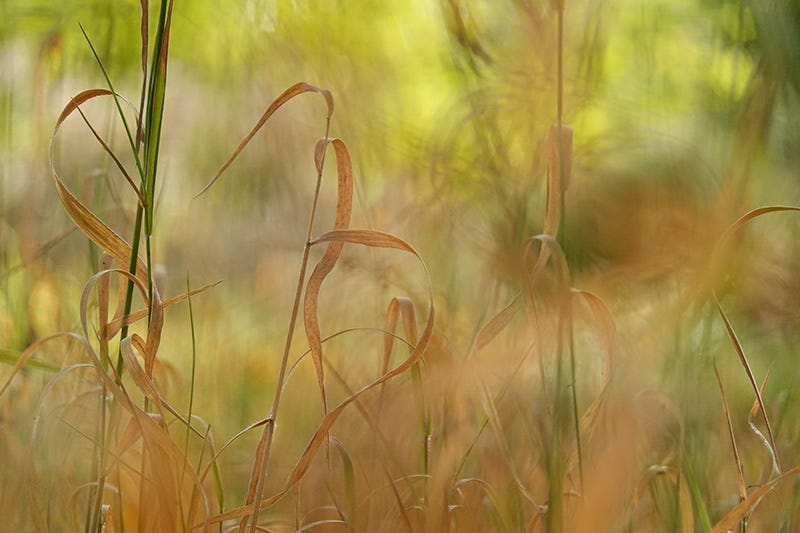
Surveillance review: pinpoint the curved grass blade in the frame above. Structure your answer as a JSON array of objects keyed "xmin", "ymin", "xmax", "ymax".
[
  {"xmin": 708, "ymin": 206, "xmax": 800, "ymax": 476},
  {"xmin": 329, "ymin": 437, "xmax": 356, "ymax": 526},
  {"xmin": 382, "ymin": 296, "xmax": 430, "ymax": 473},
  {"xmin": 711, "ymin": 467, "xmax": 800, "ymax": 533},
  {"xmin": 473, "ymin": 295, "xmax": 522, "ymax": 353},
  {"xmin": 104, "ymin": 280, "xmax": 220, "ymax": 337},
  {"xmin": 714, "ymin": 298, "xmax": 780, "ymax": 474},
  {"xmin": 50, "ymin": 89, "xmax": 149, "ymax": 285},
  {"xmin": 303, "ymin": 138, "xmax": 354, "ymax": 425},
  {"xmin": 382, "ymin": 297, "xmax": 419, "ymax": 374},
  {"xmin": 237, "ymin": 85, "xmax": 336, "ymax": 533},
  {"xmin": 453, "ymin": 478, "xmax": 512, "ymax": 531},
  {"xmin": 748, "ymin": 366, "xmax": 779, "ymax": 478},
  {"xmin": 195, "ymin": 82, "xmax": 334, "ymax": 197},
  {"xmin": 0, "ymin": 334, "xmax": 82, "ymax": 399}
]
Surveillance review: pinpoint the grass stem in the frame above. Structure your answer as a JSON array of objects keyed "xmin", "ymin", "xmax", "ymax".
[{"xmin": 244, "ymin": 116, "xmax": 333, "ymax": 532}]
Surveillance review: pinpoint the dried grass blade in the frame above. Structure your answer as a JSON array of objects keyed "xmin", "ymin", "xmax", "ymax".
[
  {"xmin": 142, "ymin": 281, "xmax": 164, "ymax": 375},
  {"xmin": 519, "ymin": 124, "xmax": 574, "ymax": 289},
  {"xmin": 524, "ymin": 234, "xmax": 570, "ymax": 291},
  {"xmin": 79, "ymin": 270, "xmax": 202, "ymax": 430},
  {"xmin": 81, "ymin": 269, "xmax": 148, "ymax": 344},
  {"xmin": 382, "ymin": 297, "xmax": 417, "ymax": 373},
  {"xmin": 239, "ymin": 95, "xmax": 336, "ymax": 532},
  {"xmin": 310, "ymin": 229, "xmax": 416, "ymax": 252},
  {"xmin": 714, "ymin": 206, "xmax": 800, "ymax": 253},
  {"xmin": 474, "ymin": 296, "xmax": 522, "ymax": 353},
  {"xmin": 121, "ymin": 335, "xmax": 164, "ymax": 412},
  {"xmin": 0, "ymin": 334, "xmax": 75, "ymax": 398},
  {"xmin": 54, "ymin": 88, "xmax": 112, "ymax": 126},
  {"xmin": 748, "ymin": 365, "xmax": 779, "ymax": 477},
  {"xmin": 303, "ymin": 138, "xmax": 354, "ymax": 419},
  {"xmin": 711, "ymin": 467, "xmax": 800, "ymax": 533},
  {"xmin": 382, "ymin": 299, "xmax": 402, "ymax": 375},
  {"xmin": 50, "ymin": 90, "xmax": 148, "ymax": 284},
  {"xmin": 97, "ymin": 255, "xmax": 114, "ymax": 346},
  {"xmin": 98, "ymin": 389, "xmax": 211, "ymax": 527},
  {"xmin": 114, "ymin": 412, "xmax": 163, "ymax": 461},
  {"xmin": 477, "ymin": 381, "xmax": 531, "ymax": 503},
  {"xmin": 704, "ymin": 205, "xmax": 800, "ymax": 483},
  {"xmin": 384, "ymin": 296, "xmax": 428, "ymax": 471},
  {"xmin": 195, "ymin": 82, "xmax": 334, "ymax": 197},
  {"xmin": 105, "ymin": 280, "xmax": 220, "ymax": 337}
]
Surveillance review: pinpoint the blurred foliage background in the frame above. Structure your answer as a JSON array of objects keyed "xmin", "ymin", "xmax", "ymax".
[
  {"xmin": 1, "ymin": 0, "xmax": 800, "ymax": 527},
  {"xmin": 3, "ymin": 0, "xmax": 799, "ymax": 337}
]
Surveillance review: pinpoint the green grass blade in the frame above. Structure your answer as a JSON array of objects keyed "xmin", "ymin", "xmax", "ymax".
[
  {"xmin": 79, "ymin": 22, "xmax": 147, "ymax": 376},
  {"xmin": 78, "ymin": 23, "xmax": 144, "ymax": 181},
  {"xmin": 143, "ymin": 0, "xmax": 174, "ymax": 236},
  {"xmin": 180, "ymin": 274, "xmax": 199, "ymax": 527},
  {"xmin": 0, "ymin": 348, "xmax": 59, "ymax": 373}
]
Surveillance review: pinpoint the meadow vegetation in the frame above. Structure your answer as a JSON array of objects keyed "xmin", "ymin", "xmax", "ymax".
[{"xmin": 1, "ymin": 0, "xmax": 799, "ymax": 531}]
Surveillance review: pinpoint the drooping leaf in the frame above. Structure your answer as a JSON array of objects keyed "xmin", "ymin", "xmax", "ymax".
[
  {"xmin": 303, "ymin": 138, "xmax": 354, "ymax": 419},
  {"xmin": 195, "ymin": 82, "xmax": 334, "ymax": 197}
]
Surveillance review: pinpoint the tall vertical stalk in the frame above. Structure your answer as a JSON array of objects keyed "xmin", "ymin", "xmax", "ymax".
[
  {"xmin": 546, "ymin": 1, "xmax": 584, "ymax": 530},
  {"xmin": 78, "ymin": 4, "xmax": 173, "ymax": 530},
  {"xmin": 242, "ymin": 116, "xmax": 333, "ymax": 533}
]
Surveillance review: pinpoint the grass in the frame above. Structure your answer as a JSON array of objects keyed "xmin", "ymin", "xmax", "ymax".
[{"xmin": 2, "ymin": 1, "xmax": 800, "ymax": 531}]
